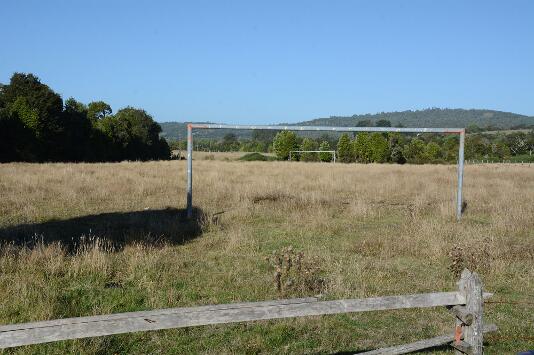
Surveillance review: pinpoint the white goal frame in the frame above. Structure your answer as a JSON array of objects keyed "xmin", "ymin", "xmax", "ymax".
[{"xmin": 185, "ymin": 124, "xmax": 466, "ymax": 220}]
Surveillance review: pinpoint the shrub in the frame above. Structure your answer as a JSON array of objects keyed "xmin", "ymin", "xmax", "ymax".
[{"xmin": 239, "ymin": 152, "xmax": 274, "ymax": 161}]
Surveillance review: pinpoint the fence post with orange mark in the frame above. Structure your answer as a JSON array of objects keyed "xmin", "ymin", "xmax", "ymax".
[{"xmin": 452, "ymin": 269, "xmax": 484, "ymax": 355}]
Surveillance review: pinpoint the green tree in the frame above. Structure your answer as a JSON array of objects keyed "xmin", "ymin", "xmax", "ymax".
[
  {"xmin": 390, "ymin": 146, "xmax": 406, "ymax": 164},
  {"xmin": 403, "ymin": 138, "xmax": 426, "ymax": 163},
  {"xmin": 491, "ymin": 140, "xmax": 511, "ymax": 159},
  {"xmin": 337, "ymin": 133, "xmax": 353, "ymax": 163},
  {"xmin": 300, "ymin": 138, "xmax": 318, "ymax": 162},
  {"xmin": 1, "ymin": 73, "xmax": 64, "ymax": 160},
  {"xmin": 318, "ymin": 141, "xmax": 332, "ymax": 162},
  {"xmin": 368, "ymin": 132, "xmax": 389, "ymax": 162},
  {"xmin": 388, "ymin": 133, "xmax": 406, "ymax": 164},
  {"xmin": 0, "ymin": 105, "xmax": 37, "ymax": 162},
  {"xmin": 9, "ymin": 96, "xmax": 39, "ymax": 132},
  {"xmin": 375, "ymin": 119, "xmax": 391, "ymax": 127},
  {"xmin": 318, "ymin": 133, "xmax": 337, "ymax": 148},
  {"xmin": 423, "ymin": 141, "xmax": 441, "ymax": 162},
  {"xmin": 62, "ymin": 98, "xmax": 95, "ymax": 161},
  {"xmin": 465, "ymin": 135, "xmax": 488, "ymax": 159},
  {"xmin": 272, "ymin": 131, "xmax": 298, "ymax": 160},
  {"xmin": 98, "ymin": 107, "xmax": 170, "ymax": 160},
  {"xmin": 1, "ymin": 73, "xmax": 63, "ymax": 125},
  {"xmin": 240, "ymin": 140, "xmax": 267, "ymax": 152},
  {"xmin": 87, "ymin": 101, "xmax": 112, "ymax": 123},
  {"xmin": 221, "ymin": 133, "xmax": 239, "ymax": 151},
  {"xmin": 353, "ymin": 132, "xmax": 371, "ymax": 163},
  {"xmin": 0, "ymin": 73, "xmax": 172, "ymax": 162},
  {"xmin": 442, "ymin": 135, "xmax": 459, "ymax": 162}
]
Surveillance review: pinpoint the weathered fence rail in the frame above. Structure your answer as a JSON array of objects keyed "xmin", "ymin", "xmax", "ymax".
[{"xmin": 0, "ymin": 270, "xmax": 496, "ymax": 354}]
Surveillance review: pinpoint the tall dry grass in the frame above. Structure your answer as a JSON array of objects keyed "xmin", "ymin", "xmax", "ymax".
[{"xmin": 0, "ymin": 160, "xmax": 532, "ymax": 353}]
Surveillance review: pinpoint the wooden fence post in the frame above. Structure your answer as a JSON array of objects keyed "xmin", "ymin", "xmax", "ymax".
[{"xmin": 453, "ymin": 269, "xmax": 484, "ymax": 355}]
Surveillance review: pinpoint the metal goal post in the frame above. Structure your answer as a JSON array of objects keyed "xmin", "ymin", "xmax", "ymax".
[
  {"xmin": 185, "ymin": 124, "xmax": 466, "ymax": 220},
  {"xmin": 289, "ymin": 150, "xmax": 336, "ymax": 163}
]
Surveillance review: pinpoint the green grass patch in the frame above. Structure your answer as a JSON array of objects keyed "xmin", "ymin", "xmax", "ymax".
[{"xmin": 238, "ymin": 152, "xmax": 277, "ymax": 161}]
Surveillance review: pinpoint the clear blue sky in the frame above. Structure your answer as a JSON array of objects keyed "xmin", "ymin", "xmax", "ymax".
[{"xmin": 1, "ymin": 0, "xmax": 533, "ymax": 123}]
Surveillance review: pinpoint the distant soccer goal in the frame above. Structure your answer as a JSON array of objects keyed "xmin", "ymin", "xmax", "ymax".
[
  {"xmin": 184, "ymin": 124, "xmax": 466, "ymax": 220},
  {"xmin": 288, "ymin": 150, "xmax": 336, "ymax": 163}
]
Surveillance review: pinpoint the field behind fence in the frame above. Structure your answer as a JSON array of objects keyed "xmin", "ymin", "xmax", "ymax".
[{"xmin": 0, "ymin": 161, "xmax": 533, "ymax": 353}]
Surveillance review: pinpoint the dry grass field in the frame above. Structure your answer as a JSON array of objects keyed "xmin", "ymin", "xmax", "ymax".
[
  {"xmin": 0, "ymin": 160, "xmax": 533, "ymax": 354},
  {"xmin": 175, "ymin": 151, "xmax": 276, "ymax": 161}
]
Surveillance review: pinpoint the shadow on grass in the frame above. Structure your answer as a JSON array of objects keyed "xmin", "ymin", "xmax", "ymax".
[{"xmin": 0, "ymin": 207, "xmax": 205, "ymax": 253}]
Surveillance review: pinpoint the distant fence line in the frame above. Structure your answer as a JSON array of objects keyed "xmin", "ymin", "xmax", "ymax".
[
  {"xmin": 0, "ymin": 269, "xmax": 496, "ymax": 354},
  {"xmin": 466, "ymin": 159, "xmax": 532, "ymax": 165}
]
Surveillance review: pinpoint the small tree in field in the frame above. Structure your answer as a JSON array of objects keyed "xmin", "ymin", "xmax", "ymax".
[
  {"xmin": 319, "ymin": 141, "xmax": 332, "ymax": 162},
  {"xmin": 353, "ymin": 132, "xmax": 371, "ymax": 163},
  {"xmin": 369, "ymin": 132, "xmax": 389, "ymax": 163},
  {"xmin": 337, "ymin": 133, "xmax": 353, "ymax": 163},
  {"xmin": 300, "ymin": 138, "xmax": 318, "ymax": 162},
  {"xmin": 273, "ymin": 131, "xmax": 297, "ymax": 160}
]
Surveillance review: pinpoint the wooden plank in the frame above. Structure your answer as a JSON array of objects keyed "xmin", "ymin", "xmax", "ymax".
[
  {"xmin": 359, "ymin": 323, "xmax": 497, "ymax": 355},
  {"xmin": 0, "ymin": 292, "xmax": 464, "ymax": 349},
  {"xmin": 0, "ymin": 297, "xmax": 318, "ymax": 332}
]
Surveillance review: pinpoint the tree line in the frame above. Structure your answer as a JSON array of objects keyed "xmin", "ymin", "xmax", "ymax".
[
  {"xmin": 3, "ymin": 73, "xmax": 531, "ymax": 164},
  {"xmin": 271, "ymin": 131, "xmax": 457, "ymax": 164},
  {"xmin": 0, "ymin": 73, "xmax": 170, "ymax": 163},
  {"xmin": 170, "ymin": 126, "xmax": 534, "ymax": 164}
]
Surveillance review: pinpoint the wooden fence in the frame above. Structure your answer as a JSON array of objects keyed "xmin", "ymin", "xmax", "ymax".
[{"xmin": 0, "ymin": 269, "xmax": 496, "ymax": 354}]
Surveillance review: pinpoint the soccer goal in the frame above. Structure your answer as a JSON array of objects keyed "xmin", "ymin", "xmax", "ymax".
[
  {"xmin": 184, "ymin": 124, "xmax": 466, "ymax": 220},
  {"xmin": 289, "ymin": 150, "xmax": 336, "ymax": 163}
]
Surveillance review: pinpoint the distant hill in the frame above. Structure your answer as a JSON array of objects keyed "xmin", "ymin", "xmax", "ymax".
[
  {"xmin": 160, "ymin": 108, "xmax": 534, "ymax": 140},
  {"xmin": 295, "ymin": 108, "xmax": 534, "ymax": 129},
  {"xmin": 159, "ymin": 121, "xmax": 257, "ymax": 141}
]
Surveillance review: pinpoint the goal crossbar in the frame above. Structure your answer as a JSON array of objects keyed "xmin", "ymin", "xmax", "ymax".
[{"xmin": 185, "ymin": 124, "xmax": 466, "ymax": 220}]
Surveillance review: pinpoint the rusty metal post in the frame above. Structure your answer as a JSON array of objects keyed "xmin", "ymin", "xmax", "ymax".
[{"xmin": 186, "ymin": 124, "xmax": 193, "ymax": 218}]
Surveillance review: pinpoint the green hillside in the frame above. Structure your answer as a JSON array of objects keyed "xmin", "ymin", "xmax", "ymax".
[
  {"xmin": 160, "ymin": 108, "xmax": 534, "ymax": 141},
  {"xmin": 297, "ymin": 108, "xmax": 533, "ymax": 129},
  {"xmin": 159, "ymin": 122, "xmax": 253, "ymax": 141}
]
